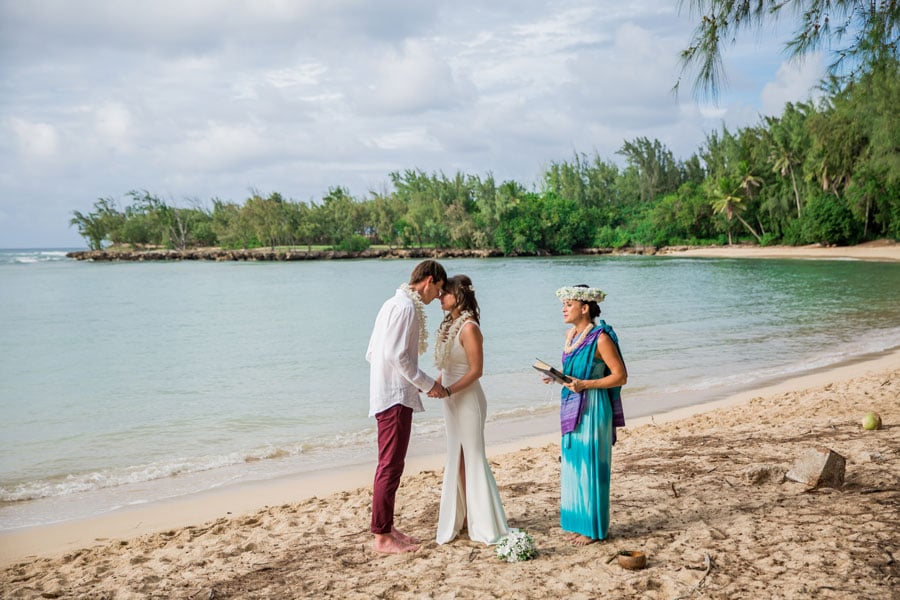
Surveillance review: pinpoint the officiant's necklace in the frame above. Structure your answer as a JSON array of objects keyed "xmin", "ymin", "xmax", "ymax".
[
  {"xmin": 400, "ymin": 283, "xmax": 428, "ymax": 355},
  {"xmin": 564, "ymin": 323, "xmax": 592, "ymax": 354},
  {"xmin": 434, "ymin": 310, "xmax": 474, "ymax": 369}
]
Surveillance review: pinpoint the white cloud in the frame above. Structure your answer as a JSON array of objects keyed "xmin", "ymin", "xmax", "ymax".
[
  {"xmin": 562, "ymin": 21, "xmax": 683, "ymax": 127},
  {"xmin": 166, "ymin": 122, "xmax": 274, "ymax": 172},
  {"xmin": 8, "ymin": 118, "xmax": 60, "ymax": 158},
  {"xmin": 94, "ymin": 103, "xmax": 135, "ymax": 151},
  {"xmin": 351, "ymin": 40, "xmax": 472, "ymax": 115},
  {"xmin": 760, "ymin": 54, "xmax": 826, "ymax": 116},
  {"xmin": 0, "ymin": 0, "xmax": 830, "ymax": 247},
  {"xmin": 368, "ymin": 128, "xmax": 442, "ymax": 152},
  {"xmin": 264, "ymin": 63, "xmax": 328, "ymax": 88}
]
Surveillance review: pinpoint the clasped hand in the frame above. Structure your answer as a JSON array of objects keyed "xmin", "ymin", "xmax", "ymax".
[{"xmin": 427, "ymin": 381, "xmax": 449, "ymax": 398}]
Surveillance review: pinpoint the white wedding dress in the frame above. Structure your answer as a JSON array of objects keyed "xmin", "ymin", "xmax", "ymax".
[{"xmin": 436, "ymin": 321, "xmax": 509, "ymax": 545}]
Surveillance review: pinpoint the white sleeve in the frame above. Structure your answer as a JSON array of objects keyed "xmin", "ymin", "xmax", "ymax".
[{"xmin": 385, "ymin": 304, "xmax": 434, "ymax": 391}]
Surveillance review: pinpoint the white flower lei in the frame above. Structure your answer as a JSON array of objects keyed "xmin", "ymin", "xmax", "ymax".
[
  {"xmin": 495, "ymin": 528, "xmax": 537, "ymax": 562},
  {"xmin": 433, "ymin": 311, "xmax": 474, "ymax": 369},
  {"xmin": 555, "ymin": 286, "xmax": 607, "ymax": 303},
  {"xmin": 400, "ymin": 283, "xmax": 428, "ymax": 355}
]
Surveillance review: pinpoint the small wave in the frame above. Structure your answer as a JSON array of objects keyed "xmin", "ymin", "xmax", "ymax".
[
  {"xmin": 0, "ymin": 428, "xmax": 381, "ymax": 503},
  {"xmin": 245, "ymin": 447, "xmax": 292, "ymax": 462},
  {"xmin": 646, "ymin": 329, "xmax": 900, "ymax": 398},
  {"xmin": 0, "ymin": 249, "xmax": 75, "ymax": 265},
  {"xmin": 485, "ymin": 401, "xmax": 556, "ymax": 423},
  {"xmin": 7, "ymin": 327, "xmax": 897, "ymax": 504}
]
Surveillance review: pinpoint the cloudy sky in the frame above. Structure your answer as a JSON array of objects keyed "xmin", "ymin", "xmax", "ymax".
[{"xmin": 0, "ymin": 0, "xmax": 824, "ymax": 248}]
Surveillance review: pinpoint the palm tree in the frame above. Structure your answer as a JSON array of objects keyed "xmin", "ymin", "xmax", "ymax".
[
  {"xmin": 771, "ymin": 150, "xmax": 802, "ymax": 216},
  {"xmin": 709, "ymin": 177, "xmax": 763, "ymax": 244},
  {"xmin": 764, "ymin": 103, "xmax": 813, "ymax": 218},
  {"xmin": 738, "ymin": 169, "xmax": 764, "ymax": 199}
]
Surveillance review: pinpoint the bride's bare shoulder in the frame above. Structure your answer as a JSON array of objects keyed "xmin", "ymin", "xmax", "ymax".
[{"xmin": 459, "ymin": 320, "xmax": 483, "ymax": 341}]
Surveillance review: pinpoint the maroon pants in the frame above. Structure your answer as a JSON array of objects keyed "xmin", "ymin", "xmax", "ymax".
[{"xmin": 371, "ymin": 404, "xmax": 413, "ymax": 534}]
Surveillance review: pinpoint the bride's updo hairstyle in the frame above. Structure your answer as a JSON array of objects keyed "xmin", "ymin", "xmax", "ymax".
[
  {"xmin": 443, "ymin": 275, "xmax": 480, "ymax": 324},
  {"xmin": 573, "ymin": 284, "xmax": 602, "ymax": 321}
]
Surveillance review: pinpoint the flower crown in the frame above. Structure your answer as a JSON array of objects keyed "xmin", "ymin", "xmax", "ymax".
[{"xmin": 556, "ymin": 286, "xmax": 606, "ymax": 303}]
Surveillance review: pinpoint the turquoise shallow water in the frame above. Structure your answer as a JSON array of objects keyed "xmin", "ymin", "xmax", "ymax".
[{"xmin": 1, "ymin": 249, "xmax": 898, "ymax": 528}]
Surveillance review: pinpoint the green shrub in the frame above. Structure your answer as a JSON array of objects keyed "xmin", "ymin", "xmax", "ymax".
[
  {"xmin": 337, "ymin": 234, "xmax": 371, "ymax": 252},
  {"xmin": 593, "ymin": 225, "xmax": 630, "ymax": 249},
  {"xmin": 799, "ymin": 194, "xmax": 861, "ymax": 245},
  {"xmin": 759, "ymin": 232, "xmax": 780, "ymax": 246}
]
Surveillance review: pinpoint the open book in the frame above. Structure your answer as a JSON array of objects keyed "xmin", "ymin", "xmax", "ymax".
[{"xmin": 532, "ymin": 358, "xmax": 571, "ymax": 384}]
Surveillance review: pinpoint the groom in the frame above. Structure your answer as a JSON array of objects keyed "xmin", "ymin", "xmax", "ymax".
[{"xmin": 366, "ymin": 259, "xmax": 447, "ymax": 554}]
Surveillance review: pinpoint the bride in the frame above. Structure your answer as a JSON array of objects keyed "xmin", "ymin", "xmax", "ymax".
[{"xmin": 428, "ymin": 275, "xmax": 509, "ymax": 545}]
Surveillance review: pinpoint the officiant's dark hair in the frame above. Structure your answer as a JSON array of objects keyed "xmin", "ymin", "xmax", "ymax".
[
  {"xmin": 409, "ymin": 259, "xmax": 447, "ymax": 286},
  {"xmin": 443, "ymin": 275, "xmax": 480, "ymax": 324},
  {"xmin": 574, "ymin": 284, "xmax": 602, "ymax": 321}
]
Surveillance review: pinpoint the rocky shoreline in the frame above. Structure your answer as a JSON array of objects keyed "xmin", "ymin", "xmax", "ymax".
[
  {"xmin": 68, "ymin": 242, "xmax": 897, "ymax": 262},
  {"xmin": 65, "ymin": 245, "xmax": 662, "ymax": 262}
]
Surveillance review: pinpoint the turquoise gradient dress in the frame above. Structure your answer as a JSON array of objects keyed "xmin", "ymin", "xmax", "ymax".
[{"xmin": 559, "ymin": 321, "xmax": 624, "ymax": 540}]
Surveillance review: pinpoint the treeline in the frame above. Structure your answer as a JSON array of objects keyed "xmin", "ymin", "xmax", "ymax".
[{"xmin": 71, "ymin": 60, "xmax": 899, "ymax": 253}]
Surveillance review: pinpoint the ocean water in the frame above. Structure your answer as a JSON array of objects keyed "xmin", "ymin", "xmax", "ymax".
[{"xmin": 1, "ymin": 249, "xmax": 898, "ymax": 529}]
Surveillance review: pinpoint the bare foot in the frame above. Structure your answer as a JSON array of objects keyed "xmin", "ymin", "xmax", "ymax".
[
  {"xmin": 373, "ymin": 533, "xmax": 419, "ymax": 554},
  {"xmin": 391, "ymin": 527, "xmax": 420, "ymax": 545},
  {"xmin": 570, "ymin": 534, "xmax": 598, "ymax": 546}
]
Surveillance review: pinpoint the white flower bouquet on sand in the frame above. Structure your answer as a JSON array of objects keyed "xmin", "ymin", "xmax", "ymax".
[{"xmin": 495, "ymin": 529, "xmax": 537, "ymax": 562}]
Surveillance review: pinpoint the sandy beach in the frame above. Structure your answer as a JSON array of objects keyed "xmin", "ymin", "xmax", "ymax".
[
  {"xmin": 657, "ymin": 239, "xmax": 900, "ymax": 262},
  {"xmin": 0, "ymin": 348, "xmax": 896, "ymax": 598},
  {"xmin": 1, "ymin": 243, "xmax": 898, "ymax": 599}
]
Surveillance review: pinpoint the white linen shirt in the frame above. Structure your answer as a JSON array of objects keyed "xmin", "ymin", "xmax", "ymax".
[{"xmin": 366, "ymin": 288, "xmax": 435, "ymax": 417}]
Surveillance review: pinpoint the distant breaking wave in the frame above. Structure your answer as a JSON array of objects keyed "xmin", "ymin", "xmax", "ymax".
[{"xmin": 0, "ymin": 249, "xmax": 77, "ymax": 265}]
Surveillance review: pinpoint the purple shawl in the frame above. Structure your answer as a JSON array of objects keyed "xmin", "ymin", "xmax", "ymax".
[{"xmin": 560, "ymin": 321, "xmax": 626, "ymax": 445}]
